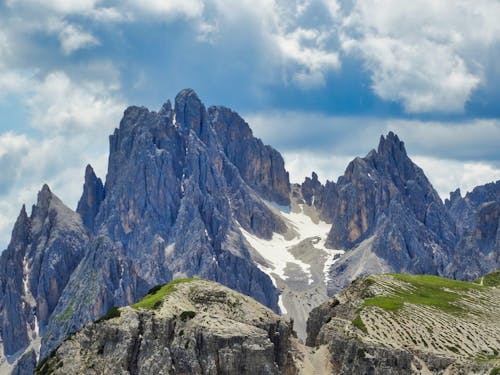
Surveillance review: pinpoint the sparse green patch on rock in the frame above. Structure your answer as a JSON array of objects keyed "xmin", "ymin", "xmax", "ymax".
[{"xmin": 132, "ymin": 278, "xmax": 196, "ymax": 309}]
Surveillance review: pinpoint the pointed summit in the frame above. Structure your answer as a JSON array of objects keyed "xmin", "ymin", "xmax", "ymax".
[
  {"xmin": 377, "ymin": 131, "xmax": 407, "ymax": 158},
  {"xmin": 10, "ymin": 204, "xmax": 31, "ymax": 247},
  {"xmin": 36, "ymin": 183, "xmax": 53, "ymax": 211},
  {"xmin": 77, "ymin": 164, "xmax": 105, "ymax": 232}
]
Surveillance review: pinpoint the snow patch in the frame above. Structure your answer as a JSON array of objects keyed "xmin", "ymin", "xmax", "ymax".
[
  {"xmin": 240, "ymin": 204, "xmax": 335, "ymax": 286},
  {"xmin": 278, "ymin": 295, "xmax": 288, "ymax": 315},
  {"xmin": 240, "ymin": 226, "xmax": 311, "ymax": 283},
  {"xmin": 164, "ymin": 243, "xmax": 175, "ymax": 257},
  {"xmin": 323, "ymin": 249, "xmax": 345, "ymax": 284}
]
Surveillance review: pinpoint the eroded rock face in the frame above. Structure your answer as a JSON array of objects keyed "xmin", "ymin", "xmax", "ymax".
[
  {"xmin": 301, "ymin": 132, "xmax": 457, "ymax": 294},
  {"xmin": 445, "ymin": 181, "xmax": 500, "ymax": 279},
  {"xmin": 326, "ymin": 132, "xmax": 455, "ymax": 251},
  {"xmin": 36, "ymin": 280, "xmax": 297, "ymax": 375},
  {"xmin": 0, "ymin": 186, "xmax": 88, "ymax": 365},
  {"xmin": 209, "ymin": 106, "xmax": 291, "ymax": 206}
]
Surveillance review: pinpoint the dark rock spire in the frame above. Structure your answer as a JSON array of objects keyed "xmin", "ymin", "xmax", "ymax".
[{"xmin": 76, "ymin": 164, "xmax": 105, "ymax": 232}]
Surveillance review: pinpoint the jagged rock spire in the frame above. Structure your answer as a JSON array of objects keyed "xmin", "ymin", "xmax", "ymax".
[
  {"xmin": 377, "ymin": 131, "xmax": 407, "ymax": 157},
  {"xmin": 76, "ymin": 164, "xmax": 105, "ymax": 232}
]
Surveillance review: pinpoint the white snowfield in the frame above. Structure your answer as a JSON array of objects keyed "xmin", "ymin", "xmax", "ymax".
[{"xmin": 240, "ymin": 203, "xmax": 344, "ymax": 288}]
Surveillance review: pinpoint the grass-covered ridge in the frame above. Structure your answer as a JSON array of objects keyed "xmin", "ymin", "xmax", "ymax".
[
  {"xmin": 363, "ymin": 273, "xmax": 483, "ymax": 314},
  {"xmin": 132, "ymin": 278, "xmax": 197, "ymax": 309}
]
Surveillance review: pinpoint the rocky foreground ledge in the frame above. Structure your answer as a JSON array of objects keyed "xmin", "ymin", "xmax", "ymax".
[
  {"xmin": 35, "ymin": 279, "xmax": 297, "ymax": 375},
  {"xmin": 307, "ymin": 272, "xmax": 500, "ymax": 374},
  {"xmin": 35, "ymin": 273, "xmax": 500, "ymax": 374}
]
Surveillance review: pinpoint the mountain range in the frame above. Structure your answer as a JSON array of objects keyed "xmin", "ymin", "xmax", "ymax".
[{"xmin": 0, "ymin": 89, "xmax": 498, "ymax": 374}]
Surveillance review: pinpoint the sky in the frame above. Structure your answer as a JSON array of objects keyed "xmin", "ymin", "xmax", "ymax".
[{"xmin": 1, "ymin": 0, "xmax": 500, "ymax": 249}]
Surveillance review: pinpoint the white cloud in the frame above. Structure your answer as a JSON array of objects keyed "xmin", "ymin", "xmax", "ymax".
[
  {"xmin": 127, "ymin": 0, "xmax": 204, "ymax": 19},
  {"xmin": 341, "ymin": 0, "xmax": 500, "ymax": 113},
  {"xmin": 386, "ymin": 119, "xmax": 500, "ymax": 161},
  {"xmin": 6, "ymin": 0, "xmax": 100, "ymax": 15},
  {"xmin": 283, "ymin": 151, "xmax": 352, "ymax": 184},
  {"xmin": 274, "ymin": 28, "xmax": 340, "ymax": 87},
  {"xmin": 0, "ymin": 132, "xmax": 31, "ymax": 158},
  {"xmin": 414, "ymin": 157, "xmax": 500, "ymax": 198},
  {"xmin": 53, "ymin": 21, "xmax": 100, "ymax": 55},
  {"xmin": 0, "ymin": 31, "xmax": 31, "ymax": 94},
  {"xmin": 322, "ymin": 0, "xmax": 340, "ymax": 19},
  {"xmin": 0, "ymin": 70, "xmax": 125, "ymax": 250},
  {"xmin": 204, "ymin": 0, "xmax": 341, "ymax": 87},
  {"xmin": 27, "ymin": 71, "xmax": 123, "ymax": 134}
]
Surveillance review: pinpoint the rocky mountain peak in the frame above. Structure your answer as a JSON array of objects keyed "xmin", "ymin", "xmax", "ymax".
[
  {"xmin": 301, "ymin": 172, "xmax": 323, "ymax": 206},
  {"xmin": 17, "ymin": 204, "xmax": 29, "ymax": 226},
  {"xmin": 37, "ymin": 184, "xmax": 52, "ymax": 207},
  {"xmin": 377, "ymin": 130, "xmax": 407, "ymax": 157},
  {"xmin": 322, "ymin": 132, "xmax": 457, "ymax": 293},
  {"xmin": 174, "ymin": 88, "xmax": 207, "ymax": 137},
  {"xmin": 10, "ymin": 205, "xmax": 31, "ymax": 247}
]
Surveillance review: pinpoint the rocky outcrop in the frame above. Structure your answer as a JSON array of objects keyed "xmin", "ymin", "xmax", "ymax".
[
  {"xmin": 76, "ymin": 164, "xmax": 105, "ymax": 232},
  {"xmin": 36, "ymin": 279, "xmax": 297, "ymax": 375},
  {"xmin": 446, "ymin": 181, "xmax": 500, "ymax": 232},
  {"xmin": 0, "ymin": 185, "xmax": 88, "ymax": 372},
  {"xmin": 209, "ymin": 106, "xmax": 290, "ymax": 206},
  {"xmin": 445, "ymin": 181, "xmax": 500, "ymax": 279},
  {"xmin": 306, "ymin": 273, "xmax": 500, "ymax": 374}
]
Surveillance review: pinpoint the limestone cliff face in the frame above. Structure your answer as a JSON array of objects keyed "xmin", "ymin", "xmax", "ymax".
[
  {"xmin": 209, "ymin": 106, "xmax": 290, "ymax": 206},
  {"xmin": 0, "ymin": 186, "xmax": 89, "ymax": 373},
  {"xmin": 326, "ymin": 132, "xmax": 455, "ymax": 251},
  {"xmin": 306, "ymin": 273, "xmax": 500, "ymax": 374},
  {"xmin": 40, "ymin": 89, "xmax": 286, "ymax": 359},
  {"xmin": 36, "ymin": 279, "xmax": 297, "ymax": 375},
  {"xmin": 445, "ymin": 181, "xmax": 500, "ymax": 279}
]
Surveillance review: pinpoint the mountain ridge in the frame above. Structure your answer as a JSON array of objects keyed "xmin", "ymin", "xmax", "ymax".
[{"xmin": 0, "ymin": 88, "xmax": 498, "ymax": 374}]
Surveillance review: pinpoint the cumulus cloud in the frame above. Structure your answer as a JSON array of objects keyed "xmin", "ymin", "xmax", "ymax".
[
  {"xmin": 341, "ymin": 0, "xmax": 500, "ymax": 113},
  {"xmin": 0, "ymin": 70, "xmax": 124, "ymax": 250},
  {"xmin": 0, "ymin": 31, "xmax": 30, "ymax": 94},
  {"xmin": 49, "ymin": 20, "xmax": 100, "ymax": 55},
  {"xmin": 202, "ymin": 0, "xmax": 341, "ymax": 88},
  {"xmin": 27, "ymin": 70, "xmax": 123, "ymax": 134},
  {"xmin": 6, "ymin": 0, "xmax": 100, "ymax": 15},
  {"xmin": 274, "ymin": 28, "xmax": 340, "ymax": 87},
  {"xmin": 414, "ymin": 157, "xmax": 500, "ymax": 198},
  {"xmin": 127, "ymin": 0, "xmax": 204, "ymax": 19}
]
